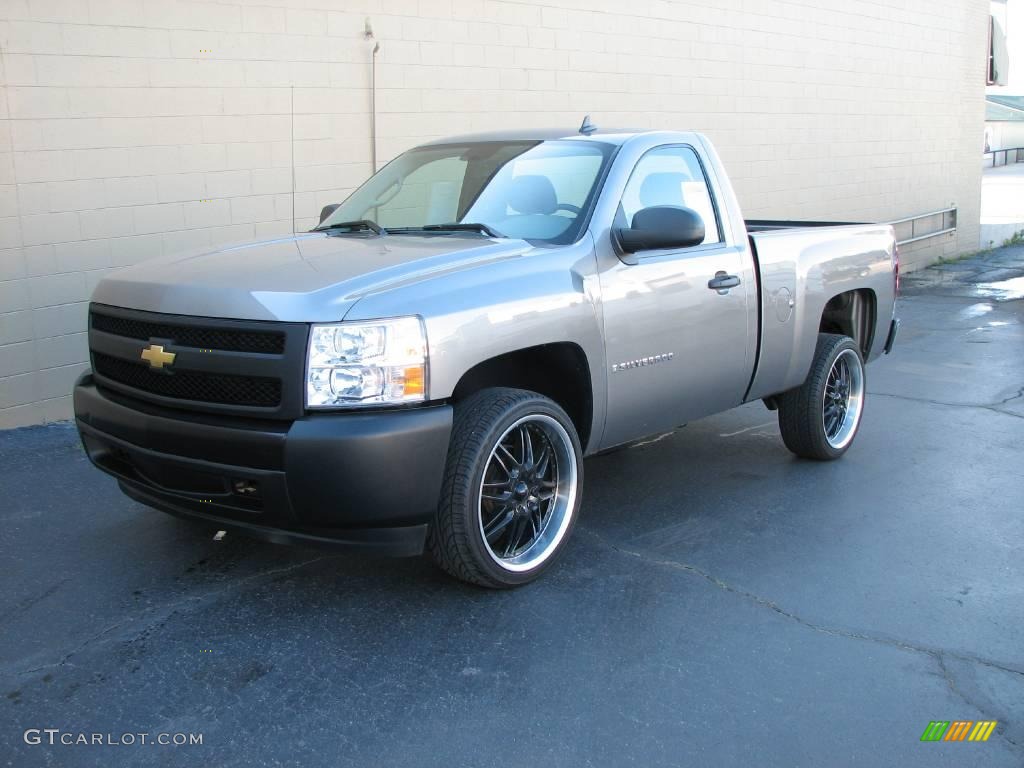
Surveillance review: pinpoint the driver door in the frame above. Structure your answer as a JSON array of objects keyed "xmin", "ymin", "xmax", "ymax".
[{"xmin": 598, "ymin": 144, "xmax": 754, "ymax": 449}]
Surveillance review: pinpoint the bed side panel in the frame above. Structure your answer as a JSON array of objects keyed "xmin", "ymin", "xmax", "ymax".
[{"xmin": 745, "ymin": 225, "xmax": 895, "ymax": 401}]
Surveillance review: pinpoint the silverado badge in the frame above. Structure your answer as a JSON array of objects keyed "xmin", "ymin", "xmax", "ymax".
[
  {"xmin": 612, "ymin": 352, "xmax": 674, "ymax": 372},
  {"xmin": 140, "ymin": 343, "xmax": 176, "ymax": 369}
]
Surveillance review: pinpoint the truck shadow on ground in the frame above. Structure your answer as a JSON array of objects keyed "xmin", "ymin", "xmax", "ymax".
[{"xmin": 144, "ymin": 413, "xmax": 801, "ymax": 596}]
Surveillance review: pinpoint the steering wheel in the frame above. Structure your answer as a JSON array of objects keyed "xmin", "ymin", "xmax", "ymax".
[{"xmin": 555, "ymin": 203, "xmax": 582, "ymax": 215}]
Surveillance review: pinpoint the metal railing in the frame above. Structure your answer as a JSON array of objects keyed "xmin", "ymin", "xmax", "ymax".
[
  {"xmin": 984, "ymin": 147, "xmax": 1024, "ymax": 168},
  {"xmin": 886, "ymin": 206, "xmax": 957, "ymax": 246}
]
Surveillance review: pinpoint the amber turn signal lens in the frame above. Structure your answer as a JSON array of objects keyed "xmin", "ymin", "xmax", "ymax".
[{"xmin": 403, "ymin": 365, "xmax": 425, "ymax": 396}]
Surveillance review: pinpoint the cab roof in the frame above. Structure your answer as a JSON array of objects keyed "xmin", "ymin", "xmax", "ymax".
[{"xmin": 417, "ymin": 129, "xmax": 658, "ymax": 147}]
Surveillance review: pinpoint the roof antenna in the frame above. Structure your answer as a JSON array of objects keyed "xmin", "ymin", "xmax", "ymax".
[{"xmin": 578, "ymin": 114, "xmax": 597, "ymax": 136}]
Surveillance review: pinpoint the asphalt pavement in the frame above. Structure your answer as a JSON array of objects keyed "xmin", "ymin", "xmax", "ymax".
[{"xmin": 2, "ymin": 245, "xmax": 1022, "ymax": 768}]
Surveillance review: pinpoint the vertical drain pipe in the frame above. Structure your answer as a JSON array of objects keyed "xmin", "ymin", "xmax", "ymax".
[
  {"xmin": 365, "ymin": 19, "xmax": 379, "ymax": 174},
  {"xmin": 371, "ymin": 40, "xmax": 379, "ymax": 173},
  {"xmin": 290, "ymin": 84, "xmax": 295, "ymax": 233}
]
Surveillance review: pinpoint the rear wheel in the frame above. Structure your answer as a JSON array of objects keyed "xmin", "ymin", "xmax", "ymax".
[
  {"xmin": 777, "ymin": 333, "xmax": 865, "ymax": 460},
  {"xmin": 428, "ymin": 388, "xmax": 583, "ymax": 588}
]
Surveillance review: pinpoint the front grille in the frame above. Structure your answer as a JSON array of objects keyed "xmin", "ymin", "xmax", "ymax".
[
  {"xmin": 88, "ymin": 304, "xmax": 307, "ymax": 418},
  {"xmin": 91, "ymin": 312, "xmax": 285, "ymax": 354},
  {"xmin": 93, "ymin": 353, "xmax": 282, "ymax": 407}
]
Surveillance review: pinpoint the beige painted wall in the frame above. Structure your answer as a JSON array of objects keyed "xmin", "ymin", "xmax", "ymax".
[{"xmin": 0, "ymin": 0, "xmax": 990, "ymax": 428}]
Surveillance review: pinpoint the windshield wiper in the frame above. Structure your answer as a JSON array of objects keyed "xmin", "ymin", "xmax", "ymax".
[
  {"xmin": 312, "ymin": 219, "xmax": 386, "ymax": 235},
  {"xmin": 418, "ymin": 223, "xmax": 505, "ymax": 238}
]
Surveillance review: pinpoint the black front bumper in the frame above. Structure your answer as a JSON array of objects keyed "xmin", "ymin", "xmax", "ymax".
[{"xmin": 74, "ymin": 374, "xmax": 453, "ymax": 556}]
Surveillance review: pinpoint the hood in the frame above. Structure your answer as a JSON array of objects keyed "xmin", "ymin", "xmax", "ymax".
[{"xmin": 90, "ymin": 232, "xmax": 534, "ymax": 322}]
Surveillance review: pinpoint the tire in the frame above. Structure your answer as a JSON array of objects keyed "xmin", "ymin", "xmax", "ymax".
[
  {"xmin": 777, "ymin": 333, "xmax": 866, "ymax": 461},
  {"xmin": 428, "ymin": 387, "xmax": 583, "ymax": 588}
]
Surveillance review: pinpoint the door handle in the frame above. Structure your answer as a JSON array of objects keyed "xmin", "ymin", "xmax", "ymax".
[{"xmin": 708, "ymin": 271, "xmax": 741, "ymax": 293}]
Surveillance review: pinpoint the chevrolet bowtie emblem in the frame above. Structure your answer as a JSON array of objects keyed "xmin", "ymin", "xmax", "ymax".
[{"xmin": 140, "ymin": 343, "xmax": 176, "ymax": 369}]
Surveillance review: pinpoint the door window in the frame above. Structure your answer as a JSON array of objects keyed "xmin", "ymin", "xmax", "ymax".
[{"xmin": 620, "ymin": 146, "xmax": 721, "ymax": 245}]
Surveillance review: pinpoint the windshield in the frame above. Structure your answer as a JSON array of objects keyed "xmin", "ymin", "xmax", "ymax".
[{"xmin": 318, "ymin": 140, "xmax": 614, "ymax": 245}]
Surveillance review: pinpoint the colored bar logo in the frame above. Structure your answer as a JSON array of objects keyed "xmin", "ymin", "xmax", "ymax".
[{"xmin": 920, "ymin": 721, "xmax": 997, "ymax": 742}]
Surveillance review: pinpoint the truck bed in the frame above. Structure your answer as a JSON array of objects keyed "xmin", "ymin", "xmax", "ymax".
[{"xmin": 742, "ymin": 219, "xmax": 897, "ymax": 406}]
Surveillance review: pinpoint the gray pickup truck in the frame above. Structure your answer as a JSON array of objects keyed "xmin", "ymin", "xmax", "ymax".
[{"xmin": 74, "ymin": 126, "xmax": 899, "ymax": 587}]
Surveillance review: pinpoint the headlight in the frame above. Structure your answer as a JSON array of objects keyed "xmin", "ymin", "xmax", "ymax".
[{"xmin": 306, "ymin": 317, "xmax": 427, "ymax": 408}]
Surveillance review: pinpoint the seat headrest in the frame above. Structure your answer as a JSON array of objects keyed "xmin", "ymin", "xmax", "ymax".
[
  {"xmin": 638, "ymin": 172, "xmax": 690, "ymax": 208},
  {"xmin": 507, "ymin": 175, "xmax": 558, "ymax": 215}
]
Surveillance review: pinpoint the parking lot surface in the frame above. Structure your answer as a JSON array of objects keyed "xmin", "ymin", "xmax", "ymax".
[{"xmin": 2, "ymin": 246, "xmax": 1022, "ymax": 767}]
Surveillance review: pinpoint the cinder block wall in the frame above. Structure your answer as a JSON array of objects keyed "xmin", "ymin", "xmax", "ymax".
[{"xmin": 0, "ymin": 0, "xmax": 989, "ymax": 427}]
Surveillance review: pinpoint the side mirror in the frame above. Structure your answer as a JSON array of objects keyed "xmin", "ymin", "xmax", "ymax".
[
  {"xmin": 615, "ymin": 206, "xmax": 705, "ymax": 253},
  {"xmin": 318, "ymin": 203, "xmax": 340, "ymax": 225}
]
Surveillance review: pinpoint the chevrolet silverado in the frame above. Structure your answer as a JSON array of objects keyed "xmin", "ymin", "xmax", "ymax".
[{"xmin": 74, "ymin": 126, "xmax": 900, "ymax": 587}]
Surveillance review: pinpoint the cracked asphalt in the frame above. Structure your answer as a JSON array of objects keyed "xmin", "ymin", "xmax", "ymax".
[{"xmin": 2, "ymin": 246, "xmax": 1023, "ymax": 767}]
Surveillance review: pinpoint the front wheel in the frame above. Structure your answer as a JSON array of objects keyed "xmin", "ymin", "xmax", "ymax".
[
  {"xmin": 777, "ymin": 333, "xmax": 866, "ymax": 460},
  {"xmin": 428, "ymin": 388, "xmax": 583, "ymax": 588}
]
